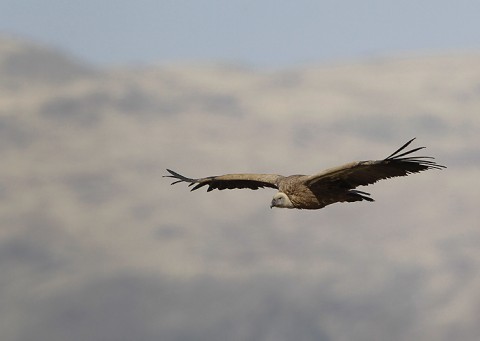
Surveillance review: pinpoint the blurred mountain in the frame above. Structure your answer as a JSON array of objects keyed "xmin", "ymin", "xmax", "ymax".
[
  {"xmin": 0, "ymin": 36, "xmax": 95, "ymax": 86},
  {"xmin": 1, "ymin": 36, "xmax": 479, "ymax": 341}
]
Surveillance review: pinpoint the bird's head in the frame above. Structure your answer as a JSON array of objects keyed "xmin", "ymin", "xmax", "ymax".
[{"xmin": 270, "ymin": 192, "xmax": 294, "ymax": 209}]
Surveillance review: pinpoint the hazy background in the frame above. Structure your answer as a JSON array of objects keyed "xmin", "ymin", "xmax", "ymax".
[
  {"xmin": 1, "ymin": 1, "xmax": 480, "ymax": 341},
  {"xmin": 2, "ymin": 0, "xmax": 480, "ymax": 67}
]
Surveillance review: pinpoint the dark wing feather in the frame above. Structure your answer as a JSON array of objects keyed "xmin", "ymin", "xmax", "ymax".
[
  {"xmin": 164, "ymin": 169, "xmax": 282, "ymax": 191},
  {"xmin": 305, "ymin": 138, "xmax": 446, "ymax": 190}
]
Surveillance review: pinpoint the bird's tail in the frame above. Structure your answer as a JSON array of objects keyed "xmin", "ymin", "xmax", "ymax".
[{"xmin": 348, "ymin": 190, "xmax": 375, "ymax": 202}]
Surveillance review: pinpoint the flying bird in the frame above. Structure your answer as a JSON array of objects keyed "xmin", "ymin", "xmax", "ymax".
[{"xmin": 164, "ymin": 138, "xmax": 445, "ymax": 210}]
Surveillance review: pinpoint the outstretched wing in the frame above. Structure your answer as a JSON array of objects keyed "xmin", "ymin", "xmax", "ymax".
[
  {"xmin": 164, "ymin": 169, "xmax": 283, "ymax": 191},
  {"xmin": 304, "ymin": 138, "xmax": 446, "ymax": 190}
]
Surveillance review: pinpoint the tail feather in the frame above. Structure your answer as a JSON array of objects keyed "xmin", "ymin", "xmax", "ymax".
[{"xmin": 348, "ymin": 190, "xmax": 375, "ymax": 202}]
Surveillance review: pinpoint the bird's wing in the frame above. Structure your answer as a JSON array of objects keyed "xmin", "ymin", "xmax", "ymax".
[
  {"xmin": 304, "ymin": 138, "xmax": 446, "ymax": 189},
  {"xmin": 164, "ymin": 169, "xmax": 283, "ymax": 191}
]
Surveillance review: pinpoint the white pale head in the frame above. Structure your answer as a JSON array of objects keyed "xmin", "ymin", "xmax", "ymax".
[{"xmin": 270, "ymin": 192, "xmax": 294, "ymax": 209}]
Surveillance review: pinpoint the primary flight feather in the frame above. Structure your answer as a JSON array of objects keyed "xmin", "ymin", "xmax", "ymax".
[{"xmin": 164, "ymin": 138, "xmax": 445, "ymax": 210}]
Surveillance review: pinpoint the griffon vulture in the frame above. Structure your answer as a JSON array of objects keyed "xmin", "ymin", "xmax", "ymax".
[{"xmin": 164, "ymin": 138, "xmax": 445, "ymax": 210}]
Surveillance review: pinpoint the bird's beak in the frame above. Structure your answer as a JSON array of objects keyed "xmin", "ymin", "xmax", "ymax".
[{"xmin": 270, "ymin": 200, "xmax": 275, "ymax": 209}]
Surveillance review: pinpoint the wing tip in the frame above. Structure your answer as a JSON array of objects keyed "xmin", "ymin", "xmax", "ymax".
[
  {"xmin": 385, "ymin": 138, "xmax": 419, "ymax": 160},
  {"xmin": 385, "ymin": 138, "xmax": 446, "ymax": 169},
  {"xmin": 164, "ymin": 169, "xmax": 199, "ymax": 187}
]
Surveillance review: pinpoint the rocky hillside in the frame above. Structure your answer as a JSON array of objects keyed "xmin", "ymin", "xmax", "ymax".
[{"xmin": 1, "ymin": 36, "xmax": 479, "ymax": 341}]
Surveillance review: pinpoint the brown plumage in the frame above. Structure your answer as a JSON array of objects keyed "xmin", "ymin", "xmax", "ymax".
[{"xmin": 164, "ymin": 138, "xmax": 445, "ymax": 210}]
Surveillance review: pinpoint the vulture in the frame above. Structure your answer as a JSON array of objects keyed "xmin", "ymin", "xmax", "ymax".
[{"xmin": 164, "ymin": 138, "xmax": 445, "ymax": 210}]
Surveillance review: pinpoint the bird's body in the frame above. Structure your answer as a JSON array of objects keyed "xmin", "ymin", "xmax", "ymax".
[{"xmin": 165, "ymin": 138, "xmax": 445, "ymax": 210}]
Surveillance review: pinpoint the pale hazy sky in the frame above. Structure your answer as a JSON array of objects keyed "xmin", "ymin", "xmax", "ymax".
[{"xmin": 1, "ymin": 0, "xmax": 479, "ymax": 67}]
